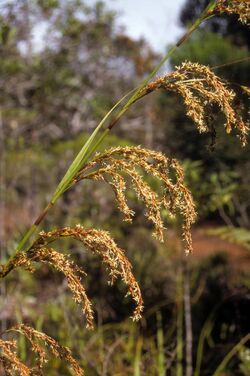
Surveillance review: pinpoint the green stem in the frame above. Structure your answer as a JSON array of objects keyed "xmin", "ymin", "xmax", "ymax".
[
  {"xmin": 176, "ymin": 263, "xmax": 183, "ymax": 376},
  {"xmin": 15, "ymin": 225, "xmax": 37, "ymax": 253},
  {"xmin": 156, "ymin": 311, "xmax": 165, "ymax": 376},
  {"xmin": 51, "ymin": 89, "xmax": 136, "ymax": 204}
]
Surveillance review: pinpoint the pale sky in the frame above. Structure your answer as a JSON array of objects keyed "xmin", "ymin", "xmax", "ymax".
[
  {"xmin": 105, "ymin": 0, "xmax": 186, "ymax": 52},
  {"xmin": 31, "ymin": 0, "xmax": 187, "ymax": 54}
]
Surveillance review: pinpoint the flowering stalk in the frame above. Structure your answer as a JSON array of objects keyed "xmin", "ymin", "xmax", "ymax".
[{"xmin": 8, "ymin": 1, "xmax": 219, "ymax": 258}]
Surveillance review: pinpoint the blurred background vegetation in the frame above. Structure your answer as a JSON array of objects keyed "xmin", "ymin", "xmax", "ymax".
[{"xmin": 0, "ymin": 0, "xmax": 249, "ymax": 374}]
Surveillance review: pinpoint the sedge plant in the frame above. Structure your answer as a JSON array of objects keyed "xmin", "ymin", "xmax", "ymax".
[{"xmin": 0, "ymin": 1, "xmax": 250, "ymax": 374}]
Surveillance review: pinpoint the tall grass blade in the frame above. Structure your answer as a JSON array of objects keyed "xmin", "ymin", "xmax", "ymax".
[
  {"xmin": 156, "ymin": 311, "xmax": 165, "ymax": 376},
  {"xmin": 134, "ymin": 336, "xmax": 143, "ymax": 376},
  {"xmin": 212, "ymin": 333, "xmax": 250, "ymax": 376}
]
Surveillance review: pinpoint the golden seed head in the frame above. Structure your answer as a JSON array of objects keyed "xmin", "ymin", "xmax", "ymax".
[
  {"xmin": 142, "ymin": 62, "xmax": 248, "ymax": 146},
  {"xmin": 1, "ymin": 324, "xmax": 84, "ymax": 375},
  {"xmin": 75, "ymin": 146, "xmax": 197, "ymax": 255},
  {"xmin": 8, "ymin": 225, "xmax": 143, "ymax": 325},
  {"xmin": 34, "ymin": 226, "xmax": 144, "ymax": 321},
  {"xmin": 11, "ymin": 247, "xmax": 94, "ymax": 329},
  {"xmin": 0, "ymin": 338, "xmax": 30, "ymax": 375},
  {"xmin": 28, "ymin": 247, "xmax": 94, "ymax": 329},
  {"xmin": 214, "ymin": 1, "xmax": 250, "ymax": 26}
]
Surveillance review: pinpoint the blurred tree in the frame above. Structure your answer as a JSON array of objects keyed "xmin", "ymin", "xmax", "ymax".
[{"xmin": 0, "ymin": 0, "xmax": 158, "ymax": 144}]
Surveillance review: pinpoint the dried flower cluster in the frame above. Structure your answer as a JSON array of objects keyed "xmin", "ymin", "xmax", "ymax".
[
  {"xmin": 33, "ymin": 226, "xmax": 143, "ymax": 321},
  {"xmin": 0, "ymin": 324, "xmax": 83, "ymax": 375},
  {"xmin": 214, "ymin": 0, "xmax": 250, "ymax": 26},
  {"xmin": 74, "ymin": 146, "xmax": 197, "ymax": 254},
  {"xmin": 3, "ymin": 225, "xmax": 143, "ymax": 326},
  {"xmin": 141, "ymin": 62, "xmax": 248, "ymax": 146},
  {"xmin": 8, "ymin": 246, "xmax": 94, "ymax": 329},
  {"xmin": 0, "ymin": 338, "xmax": 30, "ymax": 375}
]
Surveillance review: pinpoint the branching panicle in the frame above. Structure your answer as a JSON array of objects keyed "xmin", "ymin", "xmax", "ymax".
[
  {"xmin": 73, "ymin": 146, "xmax": 197, "ymax": 254},
  {"xmin": 9, "ymin": 247, "xmax": 94, "ymax": 329},
  {"xmin": 4, "ymin": 225, "xmax": 143, "ymax": 324},
  {"xmin": 0, "ymin": 339, "xmax": 30, "ymax": 376},
  {"xmin": 29, "ymin": 248, "xmax": 94, "ymax": 329},
  {"xmin": 0, "ymin": 324, "xmax": 84, "ymax": 375},
  {"xmin": 34, "ymin": 226, "xmax": 143, "ymax": 321},
  {"xmin": 141, "ymin": 62, "xmax": 248, "ymax": 146},
  {"xmin": 214, "ymin": 0, "xmax": 250, "ymax": 26}
]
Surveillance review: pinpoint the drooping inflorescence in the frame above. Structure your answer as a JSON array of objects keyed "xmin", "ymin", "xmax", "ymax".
[
  {"xmin": 4, "ymin": 225, "xmax": 143, "ymax": 327},
  {"xmin": 0, "ymin": 324, "xmax": 83, "ymax": 375},
  {"xmin": 33, "ymin": 226, "xmax": 143, "ymax": 321},
  {"xmin": 9, "ymin": 245, "xmax": 94, "ymax": 329},
  {"xmin": 213, "ymin": 0, "xmax": 250, "ymax": 26},
  {"xmin": 73, "ymin": 146, "xmax": 197, "ymax": 254},
  {"xmin": 0, "ymin": 338, "xmax": 30, "ymax": 376},
  {"xmin": 140, "ymin": 61, "xmax": 248, "ymax": 146}
]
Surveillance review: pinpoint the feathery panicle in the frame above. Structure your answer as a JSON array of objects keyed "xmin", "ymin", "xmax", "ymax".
[
  {"xmin": 0, "ymin": 339, "xmax": 30, "ymax": 376},
  {"xmin": 0, "ymin": 324, "xmax": 84, "ymax": 375},
  {"xmin": 3, "ymin": 225, "xmax": 143, "ymax": 324},
  {"xmin": 214, "ymin": 0, "xmax": 250, "ymax": 26},
  {"xmin": 10, "ymin": 324, "xmax": 84, "ymax": 376},
  {"xmin": 141, "ymin": 62, "xmax": 248, "ymax": 146},
  {"xmin": 29, "ymin": 248, "xmax": 94, "ymax": 329},
  {"xmin": 10, "ymin": 248, "xmax": 94, "ymax": 329},
  {"xmin": 73, "ymin": 146, "xmax": 197, "ymax": 254},
  {"xmin": 33, "ymin": 226, "xmax": 143, "ymax": 320}
]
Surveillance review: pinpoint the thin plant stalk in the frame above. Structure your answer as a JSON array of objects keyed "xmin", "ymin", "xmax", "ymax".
[
  {"xmin": 194, "ymin": 296, "xmax": 250, "ymax": 376},
  {"xmin": 9, "ymin": 1, "xmax": 217, "ymax": 258},
  {"xmin": 183, "ymin": 258, "xmax": 193, "ymax": 376},
  {"xmin": 212, "ymin": 333, "xmax": 250, "ymax": 376},
  {"xmin": 134, "ymin": 336, "xmax": 143, "ymax": 376},
  {"xmin": 156, "ymin": 311, "xmax": 165, "ymax": 376},
  {"xmin": 176, "ymin": 262, "xmax": 183, "ymax": 376},
  {"xmin": 0, "ymin": 109, "xmax": 7, "ymax": 331},
  {"xmin": 194, "ymin": 312, "xmax": 215, "ymax": 376},
  {"xmin": 127, "ymin": 321, "xmax": 136, "ymax": 367}
]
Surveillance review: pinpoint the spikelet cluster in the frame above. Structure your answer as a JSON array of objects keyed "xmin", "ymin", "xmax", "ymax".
[
  {"xmin": 214, "ymin": 0, "xmax": 250, "ymax": 26},
  {"xmin": 33, "ymin": 226, "xmax": 143, "ymax": 321},
  {"xmin": 0, "ymin": 339, "xmax": 30, "ymax": 375},
  {"xmin": 142, "ymin": 62, "xmax": 248, "ymax": 146},
  {"xmin": 0, "ymin": 324, "xmax": 83, "ymax": 375},
  {"xmin": 11, "ymin": 246, "xmax": 94, "ymax": 329},
  {"xmin": 7, "ymin": 225, "xmax": 143, "ymax": 326},
  {"xmin": 74, "ymin": 146, "xmax": 197, "ymax": 254}
]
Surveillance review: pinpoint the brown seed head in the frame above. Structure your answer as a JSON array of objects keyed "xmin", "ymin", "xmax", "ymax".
[
  {"xmin": 1, "ymin": 324, "xmax": 84, "ymax": 375},
  {"xmin": 9, "ymin": 248, "xmax": 94, "ymax": 329},
  {"xmin": 34, "ymin": 226, "xmax": 144, "ymax": 321},
  {"xmin": 214, "ymin": 0, "xmax": 250, "ymax": 26},
  {"xmin": 29, "ymin": 248, "xmax": 94, "ymax": 329},
  {"xmin": 0, "ymin": 338, "xmax": 30, "ymax": 375},
  {"xmin": 142, "ymin": 62, "xmax": 248, "ymax": 146},
  {"xmin": 3, "ymin": 224, "xmax": 143, "ymax": 325},
  {"xmin": 74, "ymin": 146, "xmax": 197, "ymax": 254}
]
